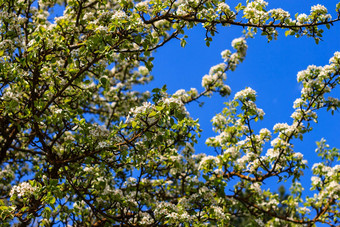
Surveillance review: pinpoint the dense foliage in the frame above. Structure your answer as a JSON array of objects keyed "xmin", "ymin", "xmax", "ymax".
[{"xmin": 1, "ymin": 0, "xmax": 340, "ymax": 226}]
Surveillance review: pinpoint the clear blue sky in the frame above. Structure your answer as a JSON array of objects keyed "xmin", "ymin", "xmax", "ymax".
[{"xmin": 143, "ymin": 1, "xmax": 340, "ymax": 193}]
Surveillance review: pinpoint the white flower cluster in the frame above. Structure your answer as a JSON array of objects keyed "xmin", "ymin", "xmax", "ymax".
[
  {"xmin": 293, "ymin": 152, "xmax": 304, "ymax": 161},
  {"xmin": 197, "ymin": 8, "xmax": 218, "ymax": 21},
  {"xmin": 312, "ymin": 163, "xmax": 340, "ymax": 179},
  {"xmin": 139, "ymin": 213, "xmax": 154, "ymax": 225},
  {"xmin": 0, "ymin": 167, "xmax": 15, "ymax": 191},
  {"xmin": 90, "ymin": 124, "xmax": 110, "ymax": 137},
  {"xmin": 135, "ymin": 1, "xmax": 149, "ymax": 11},
  {"xmin": 209, "ymin": 63, "xmax": 227, "ymax": 76},
  {"xmin": 250, "ymin": 182, "xmax": 262, "ymax": 194},
  {"xmin": 293, "ymin": 98, "xmax": 306, "ymax": 109},
  {"xmin": 329, "ymin": 51, "xmax": 340, "ymax": 65},
  {"xmin": 95, "ymin": 25, "xmax": 107, "ymax": 32},
  {"xmin": 259, "ymin": 128, "xmax": 271, "ymax": 141},
  {"xmin": 268, "ymin": 8, "xmax": 290, "ymax": 20},
  {"xmin": 270, "ymin": 137, "xmax": 289, "ymax": 148},
  {"xmin": 311, "ymin": 176, "xmax": 322, "ymax": 187},
  {"xmin": 201, "ymin": 38, "xmax": 248, "ymax": 95},
  {"xmin": 176, "ymin": 3, "xmax": 189, "ymax": 16},
  {"xmin": 255, "ymin": 218, "xmax": 265, "ymax": 226},
  {"xmin": 244, "ymin": 0, "xmax": 268, "ymax": 24},
  {"xmin": 201, "ymin": 63, "xmax": 226, "ymax": 89},
  {"xmin": 112, "ymin": 10, "xmax": 127, "ymax": 20},
  {"xmin": 311, "ymin": 163, "xmax": 340, "ymax": 200},
  {"xmin": 290, "ymin": 109, "xmax": 317, "ymax": 123},
  {"xmin": 327, "ymin": 97, "xmax": 340, "ymax": 111},
  {"xmin": 211, "ymin": 205, "xmax": 226, "ymax": 219},
  {"xmin": 0, "ymin": 167, "xmax": 14, "ymax": 180},
  {"xmin": 297, "ymin": 65, "xmax": 321, "ymax": 82},
  {"xmin": 185, "ymin": 0, "xmax": 200, "ymax": 6},
  {"xmin": 295, "ymin": 60, "xmax": 338, "ymax": 110},
  {"xmin": 198, "ymin": 155, "xmax": 220, "ymax": 170},
  {"xmin": 296, "ymin": 13, "xmax": 308, "ymax": 25},
  {"xmin": 221, "ymin": 49, "xmax": 231, "ymax": 62},
  {"xmin": 154, "ymin": 201, "xmax": 178, "ymax": 217},
  {"xmin": 231, "ymin": 37, "xmax": 247, "ymax": 56},
  {"xmin": 297, "ymin": 207, "xmax": 311, "ymax": 215},
  {"xmin": 123, "ymin": 177, "xmax": 137, "ymax": 187},
  {"xmin": 224, "ymin": 147, "xmax": 240, "ymax": 159},
  {"xmin": 273, "ymin": 123, "xmax": 289, "ymax": 132},
  {"xmin": 273, "ymin": 122, "xmax": 302, "ymax": 142},
  {"xmin": 236, "ymin": 152, "xmax": 254, "ymax": 168},
  {"xmin": 266, "ymin": 148, "xmax": 279, "ymax": 159},
  {"xmin": 326, "ymin": 181, "xmax": 340, "ymax": 199},
  {"xmin": 174, "ymin": 88, "xmax": 198, "ymax": 102},
  {"xmin": 219, "ymin": 84, "xmax": 232, "ymax": 97},
  {"xmin": 244, "ymin": 100, "xmax": 265, "ymax": 118},
  {"xmin": 234, "ymin": 87, "xmax": 256, "ymax": 100},
  {"xmin": 217, "ymin": 2, "xmax": 231, "ymax": 14},
  {"xmin": 10, "ymin": 181, "xmax": 37, "ymax": 198},
  {"xmin": 201, "ymin": 74, "xmax": 214, "ymax": 88},
  {"xmin": 211, "ymin": 114, "xmax": 227, "ymax": 128},
  {"xmin": 162, "ymin": 96, "xmax": 183, "ymax": 106},
  {"xmin": 162, "ymin": 96, "xmax": 189, "ymax": 116},
  {"xmin": 208, "ymin": 131, "xmax": 227, "ymax": 146},
  {"xmin": 311, "ymin": 4, "xmax": 328, "ymax": 14},
  {"xmin": 83, "ymin": 12, "xmax": 95, "ymax": 21},
  {"xmin": 129, "ymin": 101, "xmax": 153, "ymax": 116},
  {"xmin": 310, "ymin": 4, "xmax": 332, "ymax": 22},
  {"xmin": 173, "ymin": 89, "xmax": 187, "ymax": 98},
  {"xmin": 138, "ymin": 66, "xmax": 149, "ymax": 76}
]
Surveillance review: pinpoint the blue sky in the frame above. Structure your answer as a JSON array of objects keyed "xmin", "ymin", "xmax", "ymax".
[{"xmin": 144, "ymin": 1, "xmax": 340, "ymax": 193}]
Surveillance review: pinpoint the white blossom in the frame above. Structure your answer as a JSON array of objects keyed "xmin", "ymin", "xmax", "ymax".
[
  {"xmin": 296, "ymin": 13, "xmax": 308, "ymax": 24},
  {"xmin": 311, "ymin": 4, "xmax": 328, "ymax": 14},
  {"xmin": 266, "ymin": 148, "xmax": 279, "ymax": 159},
  {"xmin": 135, "ymin": 1, "xmax": 149, "ymax": 10},
  {"xmin": 209, "ymin": 63, "xmax": 227, "ymax": 76},
  {"xmin": 129, "ymin": 102, "xmax": 153, "ymax": 115},
  {"xmin": 221, "ymin": 49, "xmax": 231, "ymax": 62},
  {"xmin": 311, "ymin": 176, "xmax": 321, "ymax": 186},
  {"xmin": 212, "ymin": 114, "xmax": 226, "ymax": 126},
  {"xmin": 198, "ymin": 155, "xmax": 220, "ymax": 170},
  {"xmin": 255, "ymin": 218, "xmax": 265, "ymax": 226},
  {"xmin": 201, "ymin": 74, "xmax": 214, "ymax": 88},
  {"xmin": 112, "ymin": 10, "xmax": 127, "ymax": 20},
  {"xmin": 10, "ymin": 181, "xmax": 37, "ymax": 198},
  {"xmin": 138, "ymin": 66, "xmax": 149, "ymax": 76},
  {"xmin": 231, "ymin": 37, "xmax": 247, "ymax": 50},
  {"xmin": 217, "ymin": 2, "xmax": 231, "ymax": 13},
  {"xmin": 329, "ymin": 51, "xmax": 340, "ymax": 64},
  {"xmin": 234, "ymin": 87, "xmax": 256, "ymax": 100}
]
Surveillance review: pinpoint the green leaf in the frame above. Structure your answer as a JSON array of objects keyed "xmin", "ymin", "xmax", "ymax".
[
  {"xmin": 152, "ymin": 88, "xmax": 160, "ymax": 93},
  {"xmin": 285, "ymin": 30, "xmax": 290, "ymax": 37},
  {"xmin": 135, "ymin": 35, "xmax": 142, "ymax": 44},
  {"xmin": 100, "ymin": 77, "xmax": 108, "ymax": 87},
  {"xmin": 148, "ymin": 111, "xmax": 157, "ymax": 117},
  {"xmin": 180, "ymin": 38, "xmax": 187, "ymax": 48}
]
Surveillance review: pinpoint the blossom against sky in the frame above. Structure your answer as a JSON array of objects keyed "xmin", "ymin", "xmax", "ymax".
[{"xmin": 145, "ymin": 0, "xmax": 340, "ymax": 191}]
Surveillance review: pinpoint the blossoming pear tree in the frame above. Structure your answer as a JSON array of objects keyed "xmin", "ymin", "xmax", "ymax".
[{"xmin": 1, "ymin": 0, "xmax": 340, "ymax": 226}]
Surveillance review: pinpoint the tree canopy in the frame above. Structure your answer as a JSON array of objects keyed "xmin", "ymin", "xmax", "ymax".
[{"xmin": 1, "ymin": 0, "xmax": 340, "ymax": 226}]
